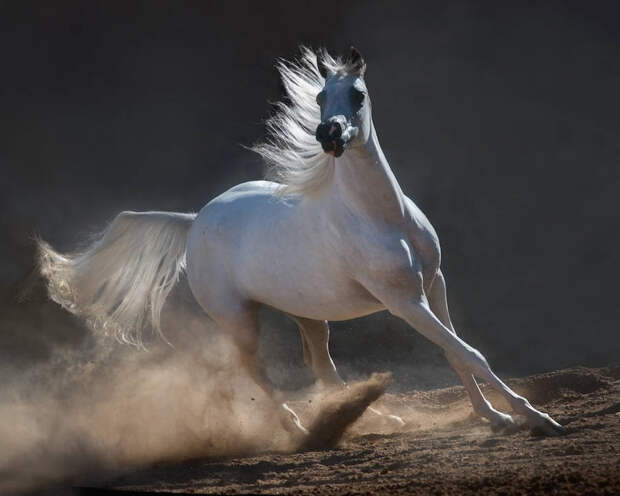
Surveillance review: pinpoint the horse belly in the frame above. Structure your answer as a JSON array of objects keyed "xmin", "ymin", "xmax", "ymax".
[
  {"xmin": 246, "ymin": 266, "xmax": 385, "ymax": 321},
  {"xmin": 239, "ymin": 226, "xmax": 384, "ymax": 320}
]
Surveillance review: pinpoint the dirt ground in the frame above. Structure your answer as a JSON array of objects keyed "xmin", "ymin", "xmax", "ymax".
[{"xmin": 67, "ymin": 365, "xmax": 619, "ymax": 496}]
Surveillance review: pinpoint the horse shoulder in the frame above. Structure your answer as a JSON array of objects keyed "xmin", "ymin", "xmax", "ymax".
[
  {"xmin": 344, "ymin": 230, "xmax": 422, "ymax": 304},
  {"xmin": 333, "ymin": 205, "xmax": 419, "ymax": 287},
  {"xmin": 343, "ymin": 195, "xmax": 441, "ymax": 296},
  {"xmin": 402, "ymin": 195, "xmax": 441, "ymax": 287}
]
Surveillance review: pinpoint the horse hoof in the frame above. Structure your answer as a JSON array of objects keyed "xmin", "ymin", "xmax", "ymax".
[
  {"xmin": 491, "ymin": 415, "xmax": 519, "ymax": 434},
  {"xmin": 282, "ymin": 403, "xmax": 309, "ymax": 437},
  {"xmin": 490, "ymin": 412, "xmax": 518, "ymax": 434},
  {"xmin": 368, "ymin": 406, "xmax": 405, "ymax": 428},
  {"xmin": 386, "ymin": 414, "xmax": 406, "ymax": 427},
  {"xmin": 530, "ymin": 414, "xmax": 566, "ymax": 437}
]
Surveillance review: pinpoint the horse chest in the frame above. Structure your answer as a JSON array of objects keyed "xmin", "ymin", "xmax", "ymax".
[{"xmin": 335, "ymin": 220, "xmax": 424, "ymax": 286}]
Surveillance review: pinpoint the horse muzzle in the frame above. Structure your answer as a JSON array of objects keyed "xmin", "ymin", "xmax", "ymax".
[{"xmin": 315, "ymin": 117, "xmax": 358, "ymax": 157}]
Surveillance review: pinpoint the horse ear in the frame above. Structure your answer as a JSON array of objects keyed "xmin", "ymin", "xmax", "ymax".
[
  {"xmin": 348, "ymin": 46, "xmax": 366, "ymax": 76},
  {"xmin": 317, "ymin": 57, "xmax": 331, "ymax": 80}
]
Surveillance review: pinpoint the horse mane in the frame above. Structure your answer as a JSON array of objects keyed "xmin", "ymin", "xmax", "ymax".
[{"xmin": 251, "ymin": 47, "xmax": 355, "ymax": 196}]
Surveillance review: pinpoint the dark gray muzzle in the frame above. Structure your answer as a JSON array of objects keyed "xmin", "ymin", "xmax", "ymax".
[{"xmin": 315, "ymin": 116, "xmax": 356, "ymax": 157}]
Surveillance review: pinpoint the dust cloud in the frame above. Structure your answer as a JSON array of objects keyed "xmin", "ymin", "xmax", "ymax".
[
  {"xmin": 0, "ymin": 329, "xmax": 282, "ymax": 493},
  {"xmin": 0, "ymin": 281, "xmax": 394, "ymax": 494}
]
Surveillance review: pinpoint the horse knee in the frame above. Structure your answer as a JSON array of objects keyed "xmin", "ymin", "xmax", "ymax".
[{"xmin": 459, "ymin": 346, "xmax": 490, "ymax": 378}]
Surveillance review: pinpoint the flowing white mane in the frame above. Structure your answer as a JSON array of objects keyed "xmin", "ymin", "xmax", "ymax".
[{"xmin": 251, "ymin": 47, "xmax": 354, "ymax": 196}]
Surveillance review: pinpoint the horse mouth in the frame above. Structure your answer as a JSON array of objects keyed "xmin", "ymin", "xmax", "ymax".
[
  {"xmin": 319, "ymin": 137, "xmax": 345, "ymax": 157},
  {"xmin": 325, "ymin": 141, "xmax": 345, "ymax": 157}
]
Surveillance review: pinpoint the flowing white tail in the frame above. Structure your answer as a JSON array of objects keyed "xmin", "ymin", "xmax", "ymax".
[{"xmin": 38, "ymin": 211, "xmax": 196, "ymax": 347}]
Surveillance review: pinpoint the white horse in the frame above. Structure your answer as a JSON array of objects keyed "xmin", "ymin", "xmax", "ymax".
[{"xmin": 39, "ymin": 47, "xmax": 564, "ymax": 437}]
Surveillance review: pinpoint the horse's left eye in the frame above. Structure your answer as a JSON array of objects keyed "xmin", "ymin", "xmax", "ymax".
[{"xmin": 352, "ymin": 89, "xmax": 365, "ymax": 106}]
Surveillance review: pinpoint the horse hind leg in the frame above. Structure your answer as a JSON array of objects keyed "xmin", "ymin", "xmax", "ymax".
[
  {"xmin": 237, "ymin": 340, "xmax": 309, "ymax": 440},
  {"xmin": 202, "ymin": 299, "xmax": 309, "ymax": 441},
  {"xmin": 293, "ymin": 316, "xmax": 344, "ymax": 388},
  {"xmin": 294, "ymin": 316, "xmax": 404, "ymax": 427},
  {"xmin": 428, "ymin": 271, "xmax": 515, "ymax": 431}
]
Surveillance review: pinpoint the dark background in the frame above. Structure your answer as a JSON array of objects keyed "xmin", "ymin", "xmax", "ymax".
[{"xmin": 1, "ymin": 1, "xmax": 618, "ymax": 390}]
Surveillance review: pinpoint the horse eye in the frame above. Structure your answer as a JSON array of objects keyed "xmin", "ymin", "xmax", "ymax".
[
  {"xmin": 352, "ymin": 89, "xmax": 365, "ymax": 105},
  {"xmin": 316, "ymin": 91, "xmax": 326, "ymax": 106}
]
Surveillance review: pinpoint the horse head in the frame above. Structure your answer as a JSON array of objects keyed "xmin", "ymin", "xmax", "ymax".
[{"xmin": 315, "ymin": 47, "xmax": 371, "ymax": 157}]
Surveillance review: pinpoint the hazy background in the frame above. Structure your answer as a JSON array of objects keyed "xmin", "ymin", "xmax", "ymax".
[{"xmin": 1, "ymin": 0, "xmax": 619, "ymax": 390}]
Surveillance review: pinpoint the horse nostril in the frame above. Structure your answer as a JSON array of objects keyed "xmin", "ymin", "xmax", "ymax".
[
  {"xmin": 316, "ymin": 120, "xmax": 344, "ymax": 143},
  {"xmin": 315, "ymin": 123, "xmax": 330, "ymax": 142},
  {"xmin": 328, "ymin": 123, "xmax": 342, "ymax": 138},
  {"xmin": 316, "ymin": 120, "xmax": 347, "ymax": 157}
]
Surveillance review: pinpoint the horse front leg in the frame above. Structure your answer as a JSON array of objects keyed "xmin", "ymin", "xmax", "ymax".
[
  {"xmin": 428, "ymin": 271, "xmax": 515, "ymax": 431},
  {"xmin": 375, "ymin": 281, "xmax": 564, "ymax": 436}
]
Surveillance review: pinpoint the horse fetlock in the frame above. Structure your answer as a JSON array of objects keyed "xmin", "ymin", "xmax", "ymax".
[
  {"xmin": 487, "ymin": 410, "xmax": 517, "ymax": 432},
  {"xmin": 510, "ymin": 395, "xmax": 534, "ymax": 415},
  {"xmin": 470, "ymin": 398, "xmax": 515, "ymax": 431}
]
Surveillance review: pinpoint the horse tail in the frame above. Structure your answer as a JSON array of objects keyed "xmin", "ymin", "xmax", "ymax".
[{"xmin": 37, "ymin": 211, "xmax": 196, "ymax": 347}]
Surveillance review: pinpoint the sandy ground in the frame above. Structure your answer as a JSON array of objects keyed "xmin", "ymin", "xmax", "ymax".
[{"xmin": 66, "ymin": 365, "xmax": 620, "ymax": 496}]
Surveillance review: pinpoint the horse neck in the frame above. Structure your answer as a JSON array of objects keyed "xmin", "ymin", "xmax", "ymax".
[{"xmin": 330, "ymin": 122, "xmax": 405, "ymax": 223}]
